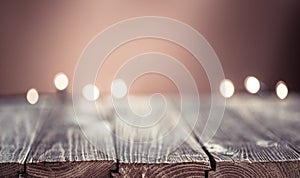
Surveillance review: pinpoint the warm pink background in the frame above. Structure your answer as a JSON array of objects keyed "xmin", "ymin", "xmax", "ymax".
[{"xmin": 0, "ymin": 1, "xmax": 299, "ymax": 95}]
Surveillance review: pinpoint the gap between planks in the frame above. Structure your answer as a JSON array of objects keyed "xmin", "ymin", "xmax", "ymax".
[{"xmin": 19, "ymin": 95, "xmax": 60, "ymax": 177}]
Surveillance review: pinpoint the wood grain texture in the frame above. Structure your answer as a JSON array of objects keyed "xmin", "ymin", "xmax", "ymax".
[
  {"xmin": 209, "ymin": 161, "xmax": 299, "ymax": 178},
  {"xmin": 1, "ymin": 94, "xmax": 300, "ymax": 177},
  {"xmin": 201, "ymin": 95, "xmax": 300, "ymax": 178},
  {"xmin": 26, "ymin": 97, "xmax": 117, "ymax": 177},
  {"xmin": 231, "ymin": 94, "xmax": 300, "ymax": 152},
  {"xmin": 0, "ymin": 96, "xmax": 49, "ymax": 177},
  {"xmin": 112, "ymin": 97, "xmax": 210, "ymax": 177}
]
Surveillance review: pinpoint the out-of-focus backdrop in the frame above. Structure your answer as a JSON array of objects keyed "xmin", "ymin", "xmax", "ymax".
[{"xmin": 0, "ymin": 0, "xmax": 299, "ymax": 95}]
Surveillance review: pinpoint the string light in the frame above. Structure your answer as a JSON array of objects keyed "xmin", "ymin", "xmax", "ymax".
[
  {"xmin": 220, "ymin": 79, "xmax": 235, "ymax": 98},
  {"xmin": 25, "ymin": 71, "xmax": 291, "ymax": 100},
  {"xmin": 111, "ymin": 79, "xmax": 127, "ymax": 98},
  {"xmin": 244, "ymin": 76, "xmax": 260, "ymax": 94},
  {"xmin": 82, "ymin": 84, "xmax": 100, "ymax": 101},
  {"xmin": 54, "ymin": 72, "xmax": 69, "ymax": 91},
  {"xmin": 276, "ymin": 81, "xmax": 288, "ymax": 100},
  {"xmin": 26, "ymin": 88, "xmax": 39, "ymax": 104}
]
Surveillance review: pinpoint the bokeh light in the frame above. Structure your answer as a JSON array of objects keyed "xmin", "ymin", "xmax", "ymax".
[
  {"xmin": 26, "ymin": 88, "xmax": 39, "ymax": 104},
  {"xmin": 82, "ymin": 84, "xmax": 100, "ymax": 101},
  {"xmin": 276, "ymin": 81, "xmax": 288, "ymax": 100},
  {"xmin": 220, "ymin": 79, "xmax": 235, "ymax": 98},
  {"xmin": 54, "ymin": 72, "xmax": 69, "ymax": 91},
  {"xmin": 111, "ymin": 79, "xmax": 127, "ymax": 98},
  {"xmin": 244, "ymin": 76, "xmax": 260, "ymax": 94}
]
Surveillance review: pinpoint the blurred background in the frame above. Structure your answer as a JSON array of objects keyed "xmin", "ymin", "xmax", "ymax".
[{"xmin": 0, "ymin": 0, "xmax": 299, "ymax": 96}]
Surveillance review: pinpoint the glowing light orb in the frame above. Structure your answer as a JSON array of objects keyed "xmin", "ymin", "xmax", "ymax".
[
  {"xmin": 54, "ymin": 72, "xmax": 69, "ymax": 91},
  {"xmin": 111, "ymin": 79, "xmax": 127, "ymax": 98},
  {"xmin": 276, "ymin": 81, "xmax": 288, "ymax": 100},
  {"xmin": 220, "ymin": 79, "xmax": 235, "ymax": 98},
  {"xmin": 82, "ymin": 84, "xmax": 100, "ymax": 101},
  {"xmin": 245, "ymin": 76, "xmax": 260, "ymax": 94},
  {"xmin": 26, "ymin": 88, "xmax": 39, "ymax": 104}
]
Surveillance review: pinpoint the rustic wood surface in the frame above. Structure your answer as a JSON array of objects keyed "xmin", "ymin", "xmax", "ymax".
[
  {"xmin": 205, "ymin": 95, "xmax": 300, "ymax": 178},
  {"xmin": 112, "ymin": 97, "xmax": 210, "ymax": 177},
  {"xmin": 0, "ymin": 96, "xmax": 50, "ymax": 177},
  {"xmin": 234, "ymin": 94, "xmax": 300, "ymax": 152},
  {"xmin": 26, "ymin": 97, "xmax": 117, "ymax": 177},
  {"xmin": 0, "ymin": 94, "xmax": 299, "ymax": 177}
]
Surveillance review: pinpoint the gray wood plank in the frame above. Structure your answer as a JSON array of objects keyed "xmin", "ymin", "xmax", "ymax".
[
  {"xmin": 197, "ymin": 94, "xmax": 300, "ymax": 177},
  {"xmin": 0, "ymin": 96, "xmax": 50, "ymax": 177},
  {"xmin": 26, "ymin": 97, "xmax": 117, "ymax": 177},
  {"xmin": 231, "ymin": 94, "xmax": 300, "ymax": 152},
  {"xmin": 111, "ymin": 96, "xmax": 210, "ymax": 177}
]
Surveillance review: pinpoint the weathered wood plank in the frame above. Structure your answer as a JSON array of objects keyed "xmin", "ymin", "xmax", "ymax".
[
  {"xmin": 232, "ymin": 94, "xmax": 300, "ymax": 152},
  {"xmin": 0, "ymin": 96, "xmax": 50, "ymax": 177},
  {"xmin": 26, "ymin": 97, "xmax": 117, "ymax": 177},
  {"xmin": 195, "ymin": 94, "xmax": 300, "ymax": 177},
  {"xmin": 112, "ymin": 96, "xmax": 210, "ymax": 177}
]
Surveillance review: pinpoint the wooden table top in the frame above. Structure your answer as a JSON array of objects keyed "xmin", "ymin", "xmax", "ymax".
[{"xmin": 0, "ymin": 94, "xmax": 299, "ymax": 177}]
